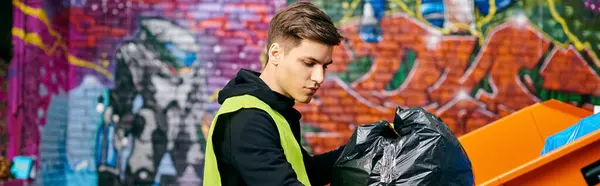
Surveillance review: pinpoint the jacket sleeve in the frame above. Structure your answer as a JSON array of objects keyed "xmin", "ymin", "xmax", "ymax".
[
  {"xmin": 302, "ymin": 144, "xmax": 345, "ymax": 186},
  {"xmin": 223, "ymin": 109, "xmax": 304, "ymax": 186}
]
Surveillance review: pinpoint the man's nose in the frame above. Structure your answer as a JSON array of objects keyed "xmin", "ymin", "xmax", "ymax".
[{"xmin": 310, "ymin": 66, "xmax": 325, "ymax": 85}]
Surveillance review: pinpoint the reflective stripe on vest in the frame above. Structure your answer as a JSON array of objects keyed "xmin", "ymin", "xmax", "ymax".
[{"xmin": 203, "ymin": 95, "xmax": 311, "ymax": 186}]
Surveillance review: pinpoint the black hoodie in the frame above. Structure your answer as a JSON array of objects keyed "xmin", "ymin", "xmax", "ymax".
[{"xmin": 211, "ymin": 69, "xmax": 345, "ymax": 186}]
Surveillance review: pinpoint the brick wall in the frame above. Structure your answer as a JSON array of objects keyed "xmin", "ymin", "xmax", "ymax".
[{"xmin": 8, "ymin": 0, "xmax": 600, "ymax": 185}]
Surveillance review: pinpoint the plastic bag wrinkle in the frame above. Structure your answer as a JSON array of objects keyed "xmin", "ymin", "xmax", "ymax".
[{"xmin": 331, "ymin": 107, "xmax": 474, "ymax": 186}]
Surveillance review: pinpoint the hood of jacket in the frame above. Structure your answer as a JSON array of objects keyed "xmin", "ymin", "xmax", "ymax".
[{"xmin": 217, "ymin": 69, "xmax": 302, "ymax": 121}]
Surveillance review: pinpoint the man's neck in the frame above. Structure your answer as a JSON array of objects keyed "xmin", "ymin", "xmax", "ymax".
[{"xmin": 259, "ymin": 66, "xmax": 290, "ymax": 98}]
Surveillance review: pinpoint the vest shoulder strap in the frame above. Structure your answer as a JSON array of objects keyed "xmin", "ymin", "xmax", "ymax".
[{"xmin": 203, "ymin": 94, "xmax": 311, "ymax": 186}]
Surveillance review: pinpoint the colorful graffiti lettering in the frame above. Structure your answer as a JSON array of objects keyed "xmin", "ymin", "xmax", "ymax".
[{"xmin": 298, "ymin": 0, "xmax": 600, "ymax": 154}]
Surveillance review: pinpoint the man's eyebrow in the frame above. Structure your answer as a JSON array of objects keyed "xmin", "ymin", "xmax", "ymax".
[{"xmin": 304, "ymin": 57, "xmax": 333, "ymax": 65}]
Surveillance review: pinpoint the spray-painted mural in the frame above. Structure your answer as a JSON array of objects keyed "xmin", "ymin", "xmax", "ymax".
[
  {"xmin": 297, "ymin": 0, "xmax": 600, "ymax": 153},
  {"xmin": 7, "ymin": 0, "xmax": 600, "ymax": 185},
  {"xmin": 10, "ymin": 0, "xmax": 283, "ymax": 185},
  {"xmin": 95, "ymin": 18, "xmax": 208, "ymax": 185}
]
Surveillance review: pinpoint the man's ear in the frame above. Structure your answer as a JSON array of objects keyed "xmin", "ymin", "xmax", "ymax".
[{"xmin": 268, "ymin": 43, "xmax": 283, "ymax": 65}]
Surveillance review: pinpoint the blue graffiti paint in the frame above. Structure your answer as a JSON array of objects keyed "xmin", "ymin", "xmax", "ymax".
[
  {"xmin": 66, "ymin": 76, "xmax": 105, "ymax": 186},
  {"xmin": 95, "ymin": 90, "xmax": 118, "ymax": 168},
  {"xmin": 132, "ymin": 94, "xmax": 143, "ymax": 114},
  {"xmin": 95, "ymin": 124, "xmax": 105, "ymax": 167},
  {"xmin": 106, "ymin": 124, "xmax": 117, "ymax": 167},
  {"xmin": 38, "ymin": 93, "xmax": 68, "ymax": 186},
  {"xmin": 359, "ymin": 0, "xmax": 386, "ymax": 43},
  {"xmin": 474, "ymin": 0, "xmax": 514, "ymax": 15},
  {"xmin": 153, "ymin": 152, "xmax": 177, "ymax": 185},
  {"xmin": 421, "ymin": 0, "xmax": 445, "ymax": 27},
  {"xmin": 164, "ymin": 42, "xmax": 198, "ymax": 67},
  {"xmin": 120, "ymin": 135, "xmax": 133, "ymax": 182}
]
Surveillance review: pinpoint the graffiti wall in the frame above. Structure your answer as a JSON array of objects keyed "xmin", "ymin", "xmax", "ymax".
[
  {"xmin": 298, "ymin": 0, "xmax": 600, "ymax": 153},
  {"xmin": 10, "ymin": 0, "xmax": 284, "ymax": 185},
  {"xmin": 8, "ymin": 0, "xmax": 600, "ymax": 185}
]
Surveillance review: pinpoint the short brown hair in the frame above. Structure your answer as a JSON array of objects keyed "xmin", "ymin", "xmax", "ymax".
[{"xmin": 263, "ymin": 2, "xmax": 343, "ymax": 67}]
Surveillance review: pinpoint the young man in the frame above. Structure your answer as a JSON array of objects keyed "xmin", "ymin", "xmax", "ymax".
[{"xmin": 203, "ymin": 2, "xmax": 345, "ymax": 186}]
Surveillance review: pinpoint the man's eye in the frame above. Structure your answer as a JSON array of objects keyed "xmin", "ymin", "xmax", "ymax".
[{"xmin": 304, "ymin": 61, "xmax": 315, "ymax": 67}]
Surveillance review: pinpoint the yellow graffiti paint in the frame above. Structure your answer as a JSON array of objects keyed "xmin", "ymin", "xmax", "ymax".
[
  {"xmin": 416, "ymin": 0, "xmax": 424, "ymax": 21},
  {"xmin": 450, "ymin": 23, "xmax": 481, "ymax": 37},
  {"xmin": 67, "ymin": 55, "xmax": 113, "ymax": 79},
  {"xmin": 337, "ymin": 0, "xmax": 362, "ymax": 26},
  {"xmin": 13, "ymin": 27, "xmax": 61, "ymax": 55},
  {"xmin": 547, "ymin": 0, "xmax": 599, "ymax": 67},
  {"xmin": 13, "ymin": 0, "xmax": 114, "ymax": 79},
  {"xmin": 12, "ymin": 28, "xmax": 46, "ymax": 53},
  {"xmin": 475, "ymin": 0, "xmax": 497, "ymax": 46},
  {"xmin": 13, "ymin": 28, "xmax": 113, "ymax": 79},
  {"xmin": 389, "ymin": 0, "xmax": 415, "ymax": 17},
  {"xmin": 477, "ymin": 0, "xmax": 497, "ymax": 28},
  {"xmin": 13, "ymin": 0, "xmax": 61, "ymax": 42}
]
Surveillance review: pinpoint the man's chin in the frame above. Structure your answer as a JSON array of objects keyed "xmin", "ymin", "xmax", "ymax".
[{"xmin": 294, "ymin": 96, "xmax": 312, "ymax": 104}]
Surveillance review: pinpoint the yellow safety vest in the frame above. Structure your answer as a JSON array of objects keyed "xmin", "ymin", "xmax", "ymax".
[{"xmin": 203, "ymin": 95, "xmax": 311, "ymax": 186}]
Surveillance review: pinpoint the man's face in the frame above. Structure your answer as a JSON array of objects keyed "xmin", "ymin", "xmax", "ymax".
[{"xmin": 274, "ymin": 39, "xmax": 334, "ymax": 103}]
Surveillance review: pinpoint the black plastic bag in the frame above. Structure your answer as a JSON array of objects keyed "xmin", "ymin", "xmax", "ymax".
[{"xmin": 331, "ymin": 107, "xmax": 474, "ymax": 186}]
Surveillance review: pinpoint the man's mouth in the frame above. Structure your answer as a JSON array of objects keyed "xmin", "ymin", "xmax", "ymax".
[{"xmin": 306, "ymin": 87, "xmax": 318, "ymax": 94}]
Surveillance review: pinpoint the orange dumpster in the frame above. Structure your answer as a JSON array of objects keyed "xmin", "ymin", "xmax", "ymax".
[{"xmin": 458, "ymin": 99, "xmax": 599, "ymax": 186}]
